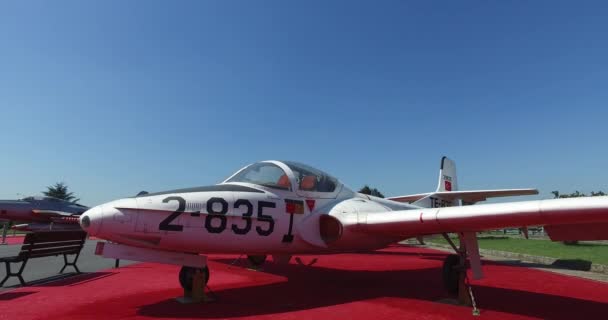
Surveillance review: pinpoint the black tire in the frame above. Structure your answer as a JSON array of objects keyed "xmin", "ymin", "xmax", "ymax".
[
  {"xmin": 442, "ymin": 254, "xmax": 460, "ymax": 295},
  {"xmin": 179, "ymin": 266, "xmax": 209, "ymax": 291},
  {"xmin": 247, "ymin": 255, "xmax": 267, "ymax": 267}
]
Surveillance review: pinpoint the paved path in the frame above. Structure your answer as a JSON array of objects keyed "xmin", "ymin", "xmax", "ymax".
[{"xmin": 0, "ymin": 240, "xmax": 136, "ymax": 290}]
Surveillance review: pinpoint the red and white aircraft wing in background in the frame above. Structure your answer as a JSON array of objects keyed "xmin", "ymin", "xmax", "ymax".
[
  {"xmin": 0, "ymin": 196, "xmax": 87, "ymax": 234},
  {"xmin": 81, "ymin": 157, "xmax": 608, "ymax": 293}
]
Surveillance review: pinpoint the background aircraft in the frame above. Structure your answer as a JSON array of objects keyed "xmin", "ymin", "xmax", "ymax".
[
  {"xmin": 0, "ymin": 196, "xmax": 88, "ymax": 240},
  {"xmin": 81, "ymin": 157, "xmax": 608, "ymax": 295}
]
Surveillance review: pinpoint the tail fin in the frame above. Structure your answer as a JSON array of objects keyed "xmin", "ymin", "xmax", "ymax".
[
  {"xmin": 437, "ymin": 156, "xmax": 458, "ymax": 192},
  {"xmin": 412, "ymin": 156, "xmax": 460, "ymax": 207}
]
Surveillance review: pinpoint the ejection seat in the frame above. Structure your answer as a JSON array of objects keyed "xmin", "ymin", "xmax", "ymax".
[
  {"xmin": 300, "ymin": 175, "xmax": 317, "ymax": 191},
  {"xmin": 277, "ymin": 175, "xmax": 291, "ymax": 190}
]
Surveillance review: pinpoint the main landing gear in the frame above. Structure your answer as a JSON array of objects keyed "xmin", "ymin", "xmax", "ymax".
[
  {"xmin": 442, "ymin": 254, "xmax": 460, "ymax": 295},
  {"xmin": 440, "ymin": 233, "xmax": 481, "ymax": 316}
]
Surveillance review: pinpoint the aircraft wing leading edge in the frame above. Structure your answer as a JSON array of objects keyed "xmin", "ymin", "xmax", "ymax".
[{"xmin": 361, "ymin": 196, "xmax": 608, "ymax": 241}]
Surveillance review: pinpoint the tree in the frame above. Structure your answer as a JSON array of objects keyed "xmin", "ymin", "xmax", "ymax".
[
  {"xmin": 551, "ymin": 190, "xmax": 605, "ymax": 199},
  {"xmin": 43, "ymin": 182, "xmax": 80, "ymax": 203},
  {"xmin": 358, "ymin": 185, "xmax": 385, "ymax": 198}
]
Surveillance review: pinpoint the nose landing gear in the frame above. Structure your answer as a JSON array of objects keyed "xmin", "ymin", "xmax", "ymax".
[
  {"xmin": 177, "ymin": 266, "xmax": 210, "ymax": 304},
  {"xmin": 247, "ymin": 255, "xmax": 267, "ymax": 268},
  {"xmin": 179, "ymin": 266, "xmax": 210, "ymax": 291}
]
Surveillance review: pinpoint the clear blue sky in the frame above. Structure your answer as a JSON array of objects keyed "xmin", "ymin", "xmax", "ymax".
[{"xmin": 1, "ymin": 1, "xmax": 607, "ymax": 206}]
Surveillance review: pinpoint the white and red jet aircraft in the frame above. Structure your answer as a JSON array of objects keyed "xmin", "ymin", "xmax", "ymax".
[{"xmin": 81, "ymin": 158, "xmax": 608, "ymax": 293}]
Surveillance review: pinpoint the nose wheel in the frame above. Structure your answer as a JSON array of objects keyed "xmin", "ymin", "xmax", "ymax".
[{"xmin": 179, "ymin": 266, "xmax": 210, "ymax": 292}]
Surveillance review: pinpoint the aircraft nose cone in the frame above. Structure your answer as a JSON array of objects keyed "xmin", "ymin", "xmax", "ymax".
[{"xmin": 80, "ymin": 205, "xmax": 103, "ymax": 235}]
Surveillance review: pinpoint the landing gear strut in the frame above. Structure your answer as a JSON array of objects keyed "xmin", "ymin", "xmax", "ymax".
[{"xmin": 441, "ymin": 233, "xmax": 480, "ymax": 316}]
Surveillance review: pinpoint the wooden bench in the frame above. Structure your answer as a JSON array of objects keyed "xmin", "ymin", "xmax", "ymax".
[{"xmin": 0, "ymin": 231, "xmax": 87, "ymax": 286}]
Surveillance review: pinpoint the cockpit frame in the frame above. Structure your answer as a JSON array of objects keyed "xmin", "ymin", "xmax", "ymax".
[{"xmin": 223, "ymin": 160, "xmax": 343, "ymax": 199}]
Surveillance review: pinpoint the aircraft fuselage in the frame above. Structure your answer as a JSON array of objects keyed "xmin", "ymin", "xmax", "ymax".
[{"xmin": 82, "ymin": 183, "xmax": 413, "ymax": 255}]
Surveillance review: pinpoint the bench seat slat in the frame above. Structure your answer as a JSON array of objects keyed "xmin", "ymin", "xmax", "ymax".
[
  {"xmin": 22, "ymin": 247, "xmax": 81, "ymax": 258},
  {"xmin": 21, "ymin": 244, "xmax": 83, "ymax": 254},
  {"xmin": 21, "ymin": 240, "xmax": 84, "ymax": 251},
  {"xmin": 20, "ymin": 244, "xmax": 83, "ymax": 254},
  {"xmin": 24, "ymin": 231, "xmax": 87, "ymax": 244},
  {"xmin": 0, "ymin": 256, "xmax": 25, "ymax": 263}
]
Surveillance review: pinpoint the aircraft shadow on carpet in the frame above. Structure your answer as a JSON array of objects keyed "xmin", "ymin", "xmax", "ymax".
[
  {"xmin": 419, "ymin": 255, "xmax": 596, "ymax": 272},
  {"xmin": 0, "ymin": 271, "xmax": 115, "ymax": 289},
  {"xmin": 135, "ymin": 257, "xmax": 607, "ymax": 320},
  {"xmin": 35, "ymin": 271, "xmax": 116, "ymax": 287},
  {"xmin": 0, "ymin": 291, "xmax": 37, "ymax": 301}
]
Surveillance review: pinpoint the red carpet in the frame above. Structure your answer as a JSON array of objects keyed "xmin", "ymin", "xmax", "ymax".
[{"xmin": 1, "ymin": 245, "xmax": 607, "ymax": 320}]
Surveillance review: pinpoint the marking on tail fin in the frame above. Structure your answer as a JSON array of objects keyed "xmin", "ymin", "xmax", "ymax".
[
  {"xmin": 444, "ymin": 181, "xmax": 452, "ymax": 191},
  {"xmin": 437, "ymin": 157, "xmax": 457, "ymax": 192}
]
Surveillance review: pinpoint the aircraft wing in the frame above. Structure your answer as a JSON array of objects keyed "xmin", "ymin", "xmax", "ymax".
[
  {"xmin": 32, "ymin": 209, "xmax": 78, "ymax": 217},
  {"xmin": 388, "ymin": 188, "xmax": 539, "ymax": 204},
  {"xmin": 360, "ymin": 196, "xmax": 608, "ymax": 241}
]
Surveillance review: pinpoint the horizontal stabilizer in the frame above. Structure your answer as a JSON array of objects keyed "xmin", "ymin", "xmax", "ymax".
[
  {"xmin": 388, "ymin": 188, "xmax": 538, "ymax": 204},
  {"xmin": 387, "ymin": 193, "xmax": 430, "ymax": 203}
]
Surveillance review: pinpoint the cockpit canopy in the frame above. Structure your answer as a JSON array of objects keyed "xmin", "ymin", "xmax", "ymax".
[
  {"xmin": 22, "ymin": 196, "xmax": 63, "ymax": 202},
  {"xmin": 225, "ymin": 161, "xmax": 339, "ymax": 193}
]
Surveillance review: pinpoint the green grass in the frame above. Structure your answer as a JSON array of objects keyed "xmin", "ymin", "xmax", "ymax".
[{"xmin": 428, "ymin": 236, "xmax": 608, "ymax": 265}]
